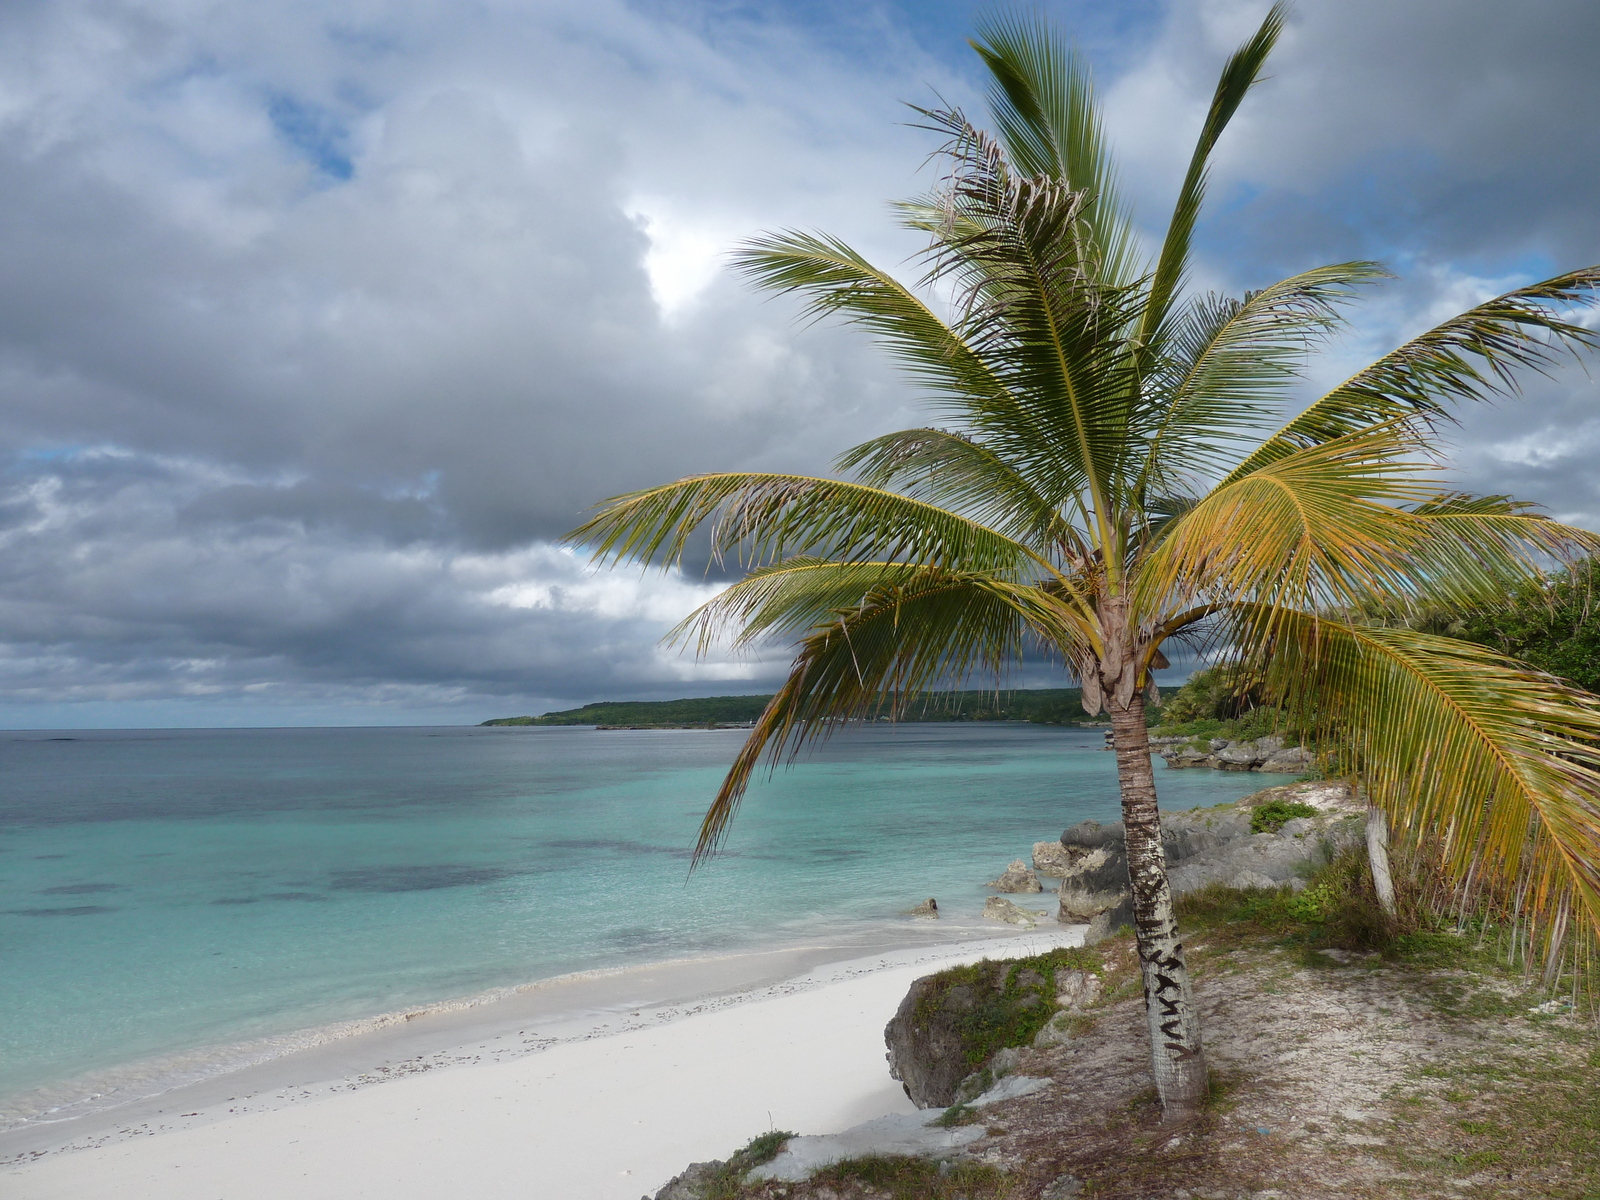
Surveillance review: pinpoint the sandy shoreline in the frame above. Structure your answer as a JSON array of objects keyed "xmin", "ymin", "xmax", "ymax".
[
  {"xmin": 3, "ymin": 923, "xmax": 1083, "ymax": 1199},
  {"xmin": 2, "ymin": 912, "xmax": 1022, "ymax": 1137}
]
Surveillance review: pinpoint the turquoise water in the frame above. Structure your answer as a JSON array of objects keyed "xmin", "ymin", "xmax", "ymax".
[{"xmin": 0, "ymin": 723, "xmax": 1285, "ymax": 1119}]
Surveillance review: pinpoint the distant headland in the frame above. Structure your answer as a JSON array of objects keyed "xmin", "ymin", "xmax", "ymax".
[{"xmin": 480, "ymin": 688, "xmax": 1092, "ymax": 729}]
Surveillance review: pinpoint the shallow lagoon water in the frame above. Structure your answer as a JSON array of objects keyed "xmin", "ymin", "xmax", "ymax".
[{"xmin": 0, "ymin": 722, "xmax": 1288, "ymax": 1120}]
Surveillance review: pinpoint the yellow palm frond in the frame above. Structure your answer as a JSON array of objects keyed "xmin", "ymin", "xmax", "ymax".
[
  {"xmin": 1259, "ymin": 613, "xmax": 1600, "ymax": 956},
  {"xmin": 1135, "ymin": 423, "xmax": 1438, "ymax": 618}
]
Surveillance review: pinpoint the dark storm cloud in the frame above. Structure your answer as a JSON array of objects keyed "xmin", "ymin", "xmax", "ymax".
[{"xmin": 0, "ymin": 0, "xmax": 1594, "ymax": 721}]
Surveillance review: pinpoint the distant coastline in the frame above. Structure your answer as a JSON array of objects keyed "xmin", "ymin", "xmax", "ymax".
[{"xmin": 481, "ymin": 687, "xmax": 1092, "ymax": 728}]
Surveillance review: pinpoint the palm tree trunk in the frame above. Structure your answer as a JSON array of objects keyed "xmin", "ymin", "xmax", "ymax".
[{"xmin": 1108, "ymin": 693, "xmax": 1209, "ymax": 1121}]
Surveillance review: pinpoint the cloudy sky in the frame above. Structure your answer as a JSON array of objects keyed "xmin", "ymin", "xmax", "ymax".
[{"xmin": 0, "ymin": 0, "xmax": 1595, "ymax": 727}]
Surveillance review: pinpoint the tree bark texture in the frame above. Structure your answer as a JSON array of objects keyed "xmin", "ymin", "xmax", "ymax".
[
  {"xmin": 1366, "ymin": 806, "xmax": 1397, "ymax": 917},
  {"xmin": 1109, "ymin": 692, "xmax": 1209, "ymax": 1120}
]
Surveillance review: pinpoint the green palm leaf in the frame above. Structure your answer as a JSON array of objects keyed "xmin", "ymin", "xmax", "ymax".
[
  {"xmin": 1223, "ymin": 269, "xmax": 1600, "ymax": 485},
  {"xmin": 968, "ymin": 11, "xmax": 1138, "ymax": 285},
  {"xmin": 1136, "ymin": 3, "xmax": 1286, "ymax": 348},
  {"xmin": 570, "ymin": 472, "xmax": 1047, "ymax": 577},
  {"xmin": 1140, "ymin": 262, "xmax": 1389, "ymax": 483}
]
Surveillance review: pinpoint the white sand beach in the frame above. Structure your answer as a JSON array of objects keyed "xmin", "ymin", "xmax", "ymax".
[{"xmin": 1, "ymin": 928, "xmax": 1082, "ymax": 1200}]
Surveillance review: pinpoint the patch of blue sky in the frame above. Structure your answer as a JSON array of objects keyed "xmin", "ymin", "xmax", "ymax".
[
  {"xmin": 17, "ymin": 445, "xmax": 95, "ymax": 464},
  {"xmin": 632, "ymin": 0, "xmax": 1165, "ymax": 77},
  {"xmin": 266, "ymin": 93, "xmax": 355, "ymax": 182},
  {"xmin": 1427, "ymin": 248, "xmax": 1559, "ymax": 288}
]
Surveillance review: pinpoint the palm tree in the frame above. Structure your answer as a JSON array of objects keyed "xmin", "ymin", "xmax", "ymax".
[{"xmin": 570, "ymin": 6, "xmax": 1600, "ymax": 1120}]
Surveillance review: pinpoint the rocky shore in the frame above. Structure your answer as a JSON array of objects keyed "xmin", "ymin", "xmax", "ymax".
[
  {"xmin": 1149, "ymin": 732, "xmax": 1314, "ymax": 773},
  {"xmin": 970, "ymin": 780, "xmax": 1363, "ymax": 940},
  {"xmin": 1044, "ymin": 780, "xmax": 1362, "ymax": 942}
]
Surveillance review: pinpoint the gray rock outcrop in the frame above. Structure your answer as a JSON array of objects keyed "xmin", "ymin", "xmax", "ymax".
[
  {"xmin": 1052, "ymin": 782, "xmax": 1363, "ymax": 942},
  {"xmin": 989, "ymin": 859, "xmax": 1043, "ymax": 892},
  {"xmin": 1032, "ymin": 969, "xmax": 1104, "ymax": 1047},
  {"xmin": 1158, "ymin": 733, "xmax": 1315, "ymax": 773},
  {"xmin": 747, "ymin": 1112, "xmax": 983, "ymax": 1182},
  {"xmin": 651, "ymin": 1161, "xmax": 722, "ymax": 1200},
  {"xmin": 883, "ymin": 973, "xmax": 982, "ymax": 1107},
  {"xmin": 906, "ymin": 897, "xmax": 939, "ymax": 918}
]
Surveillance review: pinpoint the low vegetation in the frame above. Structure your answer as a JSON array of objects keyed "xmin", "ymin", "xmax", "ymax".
[
  {"xmin": 1149, "ymin": 664, "xmax": 1303, "ymax": 747},
  {"xmin": 911, "ymin": 947, "xmax": 1104, "ymax": 1069},
  {"xmin": 692, "ymin": 1131, "xmax": 799, "ymax": 1200},
  {"xmin": 482, "ymin": 689, "xmax": 1098, "ymax": 727},
  {"xmin": 793, "ymin": 1157, "xmax": 1019, "ymax": 1200},
  {"xmin": 1248, "ymin": 797, "xmax": 1319, "ymax": 834},
  {"xmin": 1452, "ymin": 555, "xmax": 1600, "ymax": 693}
]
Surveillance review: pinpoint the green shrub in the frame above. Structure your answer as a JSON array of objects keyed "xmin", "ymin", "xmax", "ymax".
[
  {"xmin": 1250, "ymin": 798, "xmax": 1318, "ymax": 833},
  {"xmin": 1285, "ymin": 881, "xmax": 1335, "ymax": 922}
]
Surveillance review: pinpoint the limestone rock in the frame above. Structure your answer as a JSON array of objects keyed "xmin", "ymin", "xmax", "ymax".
[
  {"xmin": 747, "ymin": 1112, "xmax": 983, "ymax": 1183},
  {"xmin": 884, "ymin": 958, "xmax": 1059, "ymax": 1108},
  {"xmin": 1261, "ymin": 745, "xmax": 1315, "ymax": 773},
  {"xmin": 1209, "ymin": 742, "xmax": 1260, "ymax": 771},
  {"xmin": 1032, "ymin": 1009, "xmax": 1077, "ymax": 1047},
  {"xmin": 907, "ymin": 897, "xmax": 939, "ymax": 918},
  {"xmin": 983, "ymin": 895, "xmax": 1046, "ymax": 925},
  {"xmin": 1082, "ymin": 895, "xmax": 1134, "ymax": 945},
  {"xmin": 1032, "ymin": 839, "xmax": 1073, "ymax": 876},
  {"xmin": 1033, "ymin": 970, "xmax": 1104, "ymax": 1046},
  {"xmin": 1048, "ymin": 781, "xmax": 1363, "ymax": 935},
  {"xmin": 884, "ymin": 974, "xmax": 976, "ymax": 1107},
  {"xmin": 989, "ymin": 859, "xmax": 1043, "ymax": 893},
  {"xmin": 1158, "ymin": 733, "xmax": 1312, "ymax": 773}
]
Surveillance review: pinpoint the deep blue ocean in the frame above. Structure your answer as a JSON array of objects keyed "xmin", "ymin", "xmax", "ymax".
[{"xmin": 0, "ymin": 723, "xmax": 1286, "ymax": 1123}]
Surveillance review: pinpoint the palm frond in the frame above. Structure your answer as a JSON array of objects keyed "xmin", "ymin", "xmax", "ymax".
[
  {"xmin": 1136, "ymin": 3, "xmax": 1285, "ymax": 347},
  {"xmin": 1135, "ymin": 423, "xmax": 1439, "ymax": 618},
  {"xmin": 1223, "ymin": 268, "xmax": 1600, "ymax": 484},
  {"xmin": 730, "ymin": 230, "xmax": 1017, "ymax": 416},
  {"xmin": 968, "ymin": 11, "xmax": 1139, "ymax": 284},
  {"xmin": 1395, "ymin": 494, "xmax": 1600, "ymax": 614},
  {"xmin": 835, "ymin": 427, "xmax": 1086, "ymax": 556},
  {"xmin": 692, "ymin": 571, "xmax": 1089, "ymax": 862},
  {"xmin": 1260, "ymin": 613, "xmax": 1600, "ymax": 958},
  {"xmin": 568, "ymin": 472, "xmax": 1048, "ymax": 577},
  {"xmin": 903, "ymin": 105, "xmax": 1149, "ymax": 535},
  {"xmin": 1139, "ymin": 262, "xmax": 1390, "ymax": 482}
]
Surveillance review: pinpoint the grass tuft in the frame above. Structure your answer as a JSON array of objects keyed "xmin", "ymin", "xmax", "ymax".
[{"xmin": 805, "ymin": 1154, "xmax": 1019, "ymax": 1199}]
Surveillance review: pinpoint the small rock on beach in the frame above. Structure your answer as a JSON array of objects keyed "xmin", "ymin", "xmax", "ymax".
[
  {"xmin": 989, "ymin": 859, "xmax": 1043, "ymax": 892},
  {"xmin": 983, "ymin": 895, "xmax": 1048, "ymax": 926}
]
